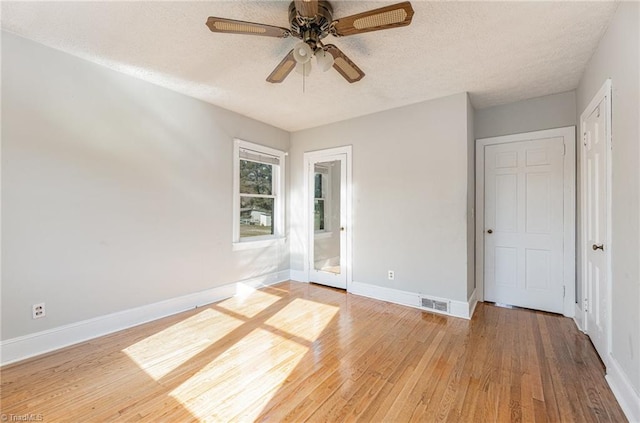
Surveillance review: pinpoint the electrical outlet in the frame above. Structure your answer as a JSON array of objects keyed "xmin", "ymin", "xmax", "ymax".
[
  {"xmin": 388, "ymin": 270, "xmax": 395, "ymax": 280},
  {"xmin": 32, "ymin": 303, "xmax": 45, "ymax": 319}
]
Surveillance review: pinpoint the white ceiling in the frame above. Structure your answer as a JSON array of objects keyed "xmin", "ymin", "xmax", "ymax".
[{"xmin": 2, "ymin": 1, "xmax": 618, "ymax": 132}]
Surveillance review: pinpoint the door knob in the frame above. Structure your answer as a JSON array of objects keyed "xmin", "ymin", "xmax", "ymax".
[
  {"xmin": 592, "ymin": 244, "xmax": 604, "ymax": 251},
  {"xmin": 487, "ymin": 229, "xmax": 493, "ymax": 234}
]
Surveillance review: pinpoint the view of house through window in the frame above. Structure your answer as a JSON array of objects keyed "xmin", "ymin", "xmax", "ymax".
[
  {"xmin": 234, "ymin": 139, "xmax": 284, "ymax": 244},
  {"xmin": 239, "ymin": 159, "xmax": 275, "ymax": 238}
]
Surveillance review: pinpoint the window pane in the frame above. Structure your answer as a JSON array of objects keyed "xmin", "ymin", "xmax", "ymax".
[
  {"xmin": 314, "ymin": 173, "xmax": 323, "ymax": 198},
  {"xmin": 314, "ymin": 199, "xmax": 325, "ymax": 231},
  {"xmin": 240, "ymin": 160, "xmax": 273, "ymax": 195},
  {"xmin": 240, "ymin": 196, "xmax": 274, "ymax": 238}
]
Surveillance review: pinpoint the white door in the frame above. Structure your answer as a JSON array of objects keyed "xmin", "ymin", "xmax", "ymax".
[
  {"xmin": 583, "ymin": 98, "xmax": 609, "ymax": 362},
  {"xmin": 308, "ymin": 154, "xmax": 347, "ymax": 289},
  {"xmin": 484, "ymin": 137, "xmax": 566, "ymax": 313}
]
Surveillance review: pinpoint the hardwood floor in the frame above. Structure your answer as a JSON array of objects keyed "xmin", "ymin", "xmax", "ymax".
[{"xmin": 1, "ymin": 281, "xmax": 626, "ymax": 422}]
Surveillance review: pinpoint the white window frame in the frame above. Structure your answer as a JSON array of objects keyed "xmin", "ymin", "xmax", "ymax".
[{"xmin": 233, "ymin": 139, "xmax": 286, "ymax": 250}]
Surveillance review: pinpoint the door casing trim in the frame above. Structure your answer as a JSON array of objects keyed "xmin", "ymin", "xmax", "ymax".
[{"xmin": 475, "ymin": 126, "xmax": 576, "ymax": 317}]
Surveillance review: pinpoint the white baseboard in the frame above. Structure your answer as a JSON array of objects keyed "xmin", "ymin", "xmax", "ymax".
[
  {"xmin": 468, "ymin": 288, "xmax": 478, "ymax": 318},
  {"xmin": 348, "ymin": 281, "xmax": 476, "ymax": 320},
  {"xmin": 290, "ymin": 269, "xmax": 308, "ymax": 283},
  {"xmin": 0, "ymin": 270, "xmax": 289, "ymax": 366},
  {"xmin": 606, "ymin": 356, "xmax": 640, "ymax": 422},
  {"xmin": 573, "ymin": 303, "xmax": 585, "ymax": 332}
]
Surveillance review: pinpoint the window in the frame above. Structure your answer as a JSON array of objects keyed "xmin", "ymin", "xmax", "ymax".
[
  {"xmin": 233, "ymin": 139, "xmax": 285, "ymax": 246},
  {"xmin": 314, "ymin": 166, "xmax": 330, "ymax": 232}
]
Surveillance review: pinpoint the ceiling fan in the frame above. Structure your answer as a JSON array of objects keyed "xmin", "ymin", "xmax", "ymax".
[{"xmin": 206, "ymin": 0, "xmax": 414, "ymax": 83}]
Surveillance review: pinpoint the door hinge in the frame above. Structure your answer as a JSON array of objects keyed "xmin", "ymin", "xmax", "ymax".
[
  {"xmin": 563, "ymin": 286, "xmax": 566, "ymax": 298},
  {"xmin": 563, "ymin": 143, "xmax": 566, "ymax": 156},
  {"xmin": 584, "ymin": 297, "xmax": 588, "ymax": 312}
]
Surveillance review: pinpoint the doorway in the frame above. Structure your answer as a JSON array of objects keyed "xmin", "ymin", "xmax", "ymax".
[
  {"xmin": 304, "ymin": 146, "xmax": 352, "ymax": 289},
  {"xmin": 476, "ymin": 127, "xmax": 576, "ymax": 315}
]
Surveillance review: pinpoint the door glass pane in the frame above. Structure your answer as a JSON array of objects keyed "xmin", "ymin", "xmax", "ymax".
[
  {"xmin": 240, "ymin": 196, "xmax": 274, "ymax": 238},
  {"xmin": 313, "ymin": 161, "xmax": 341, "ymax": 274}
]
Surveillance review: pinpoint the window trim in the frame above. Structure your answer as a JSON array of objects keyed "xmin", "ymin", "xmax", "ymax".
[{"xmin": 233, "ymin": 139, "xmax": 286, "ymax": 249}]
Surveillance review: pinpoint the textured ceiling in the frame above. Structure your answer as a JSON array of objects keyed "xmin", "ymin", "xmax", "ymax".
[{"xmin": 1, "ymin": 1, "xmax": 618, "ymax": 132}]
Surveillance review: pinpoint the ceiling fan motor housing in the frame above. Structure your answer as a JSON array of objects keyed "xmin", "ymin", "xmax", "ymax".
[{"xmin": 289, "ymin": 0, "xmax": 333, "ymax": 47}]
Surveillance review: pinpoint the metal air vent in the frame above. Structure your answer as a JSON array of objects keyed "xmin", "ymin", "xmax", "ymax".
[{"xmin": 421, "ymin": 297, "xmax": 449, "ymax": 313}]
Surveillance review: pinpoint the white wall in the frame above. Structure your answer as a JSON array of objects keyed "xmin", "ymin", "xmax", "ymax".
[
  {"xmin": 1, "ymin": 32, "xmax": 290, "ymax": 341},
  {"xmin": 576, "ymin": 1, "xmax": 640, "ymax": 396},
  {"xmin": 475, "ymin": 91, "xmax": 577, "ymax": 140},
  {"xmin": 290, "ymin": 93, "xmax": 473, "ymax": 303}
]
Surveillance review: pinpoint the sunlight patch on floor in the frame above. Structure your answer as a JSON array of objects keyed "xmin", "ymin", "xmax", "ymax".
[
  {"xmin": 169, "ymin": 328, "xmax": 307, "ymax": 421},
  {"xmin": 122, "ymin": 308, "xmax": 243, "ymax": 380},
  {"xmin": 265, "ymin": 298, "xmax": 339, "ymax": 342},
  {"xmin": 169, "ymin": 298, "xmax": 339, "ymax": 421},
  {"xmin": 217, "ymin": 287, "xmax": 282, "ymax": 318}
]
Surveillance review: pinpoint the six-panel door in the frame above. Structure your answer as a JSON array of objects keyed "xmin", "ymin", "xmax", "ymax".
[{"xmin": 484, "ymin": 137, "xmax": 565, "ymax": 313}]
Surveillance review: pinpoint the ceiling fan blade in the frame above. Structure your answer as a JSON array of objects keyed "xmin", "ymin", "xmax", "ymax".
[
  {"xmin": 325, "ymin": 45, "xmax": 365, "ymax": 83},
  {"xmin": 266, "ymin": 50, "xmax": 296, "ymax": 83},
  {"xmin": 206, "ymin": 17, "xmax": 291, "ymax": 38},
  {"xmin": 332, "ymin": 1, "xmax": 414, "ymax": 37},
  {"xmin": 294, "ymin": 0, "xmax": 319, "ymax": 18}
]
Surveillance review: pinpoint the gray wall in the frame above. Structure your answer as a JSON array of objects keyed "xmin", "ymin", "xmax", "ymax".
[
  {"xmin": 1, "ymin": 32, "xmax": 290, "ymax": 340},
  {"xmin": 576, "ymin": 1, "xmax": 640, "ymax": 393},
  {"xmin": 475, "ymin": 91, "xmax": 577, "ymax": 140},
  {"xmin": 290, "ymin": 93, "xmax": 474, "ymax": 303}
]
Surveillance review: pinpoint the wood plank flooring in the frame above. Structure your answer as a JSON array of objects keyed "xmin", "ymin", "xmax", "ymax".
[{"xmin": 1, "ymin": 281, "xmax": 627, "ymax": 422}]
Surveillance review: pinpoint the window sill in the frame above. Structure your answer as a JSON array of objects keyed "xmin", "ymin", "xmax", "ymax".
[
  {"xmin": 314, "ymin": 231, "xmax": 334, "ymax": 240},
  {"xmin": 232, "ymin": 236, "xmax": 286, "ymax": 251}
]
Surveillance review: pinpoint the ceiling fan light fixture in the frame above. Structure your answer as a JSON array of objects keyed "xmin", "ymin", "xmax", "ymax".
[
  {"xmin": 293, "ymin": 41, "xmax": 313, "ymax": 64},
  {"xmin": 315, "ymin": 48, "xmax": 334, "ymax": 72}
]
